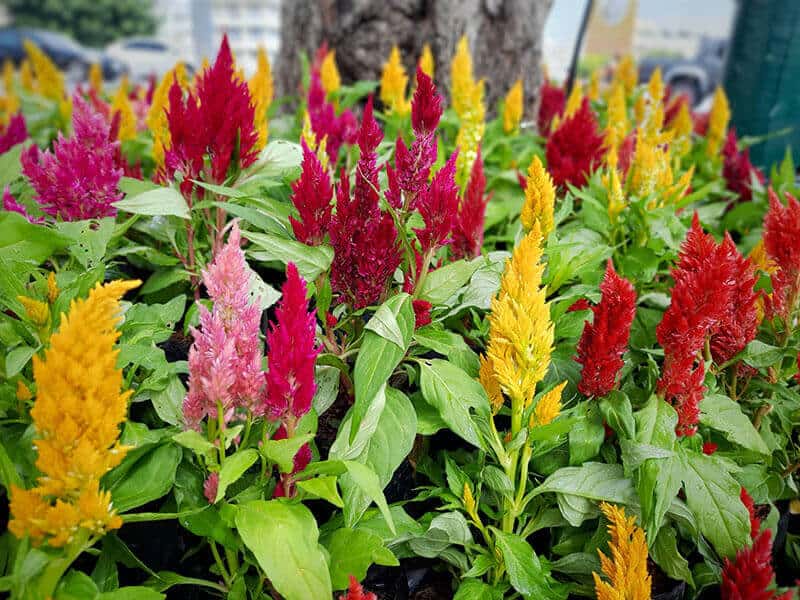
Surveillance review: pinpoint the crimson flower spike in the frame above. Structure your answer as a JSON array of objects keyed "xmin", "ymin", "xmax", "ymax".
[
  {"xmin": 545, "ymin": 97, "xmax": 604, "ymax": 188},
  {"xmin": 451, "ymin": 146, "xmax": 491, "ymax": 260},
  {"xmin": 289, "ymin": 139, "xmax": 334, "ymax": 245},
  {"xmin": 763, "ymin": 188, "xmax": 800, "ymax": 321}
]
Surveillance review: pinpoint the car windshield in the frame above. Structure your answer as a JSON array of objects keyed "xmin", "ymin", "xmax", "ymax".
[{"xmin": 23, "ymin": 29, "xmax": 83, "ymax": 52}]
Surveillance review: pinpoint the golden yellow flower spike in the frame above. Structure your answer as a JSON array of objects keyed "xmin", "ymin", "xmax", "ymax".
[
  {"xmin": 605, "ymin": 84, "xmax": 628, "ymax": 150},
  {"xmin": 451, "ymin": 35, "xmax": 475, "ymax": 119},
  {"xmin": 455, "ymin": 78, "xmax": 486, "ymax": 188},
  {"xmin": 593, "ymin": 503, "xmax": 652, "ymax": 600},
  {"xmin": 605, "ymin": 167, "xmax": 626, "ymax": 223},
  {"xmin": 17, "ymin": 296, "xmax": 50, "ymax": 328},
  {"xmin": 612, "ymin": 55, "xmax": 637, "ymax": 96},
  {"xmin": 249, "ymin": 47, "xmax": 274, "ymax": 150},
  {"xmin": 479, "ymin": 355, "xmax": 504, "ymax": 415},
  {"xmin": 706, "ymin": 86, "xmax": 730, "ymax": 158},
  {"xmin": 89, "ymin": 63, "xmax": 103, "ymax": 95},
  {"xmin": 9, "ymin": 279, "xmax": 140, "ymax": 547},
  {"xmin": 564, "ymin": 81, "xmax": 583, "ymax": 118},
  {"xmin": 111, "ymin": 76, "xmax": 136, "ymax": 142},
  {"xmin": 47, "ymin": 272, "xmax": 59, "ymax": 305},
  {"xmin": 669, "ymin": 102, "xmax": 693, "ymax": 158},
  {"xmin": 380, "ymin": 45, "xmax": 411, "ymax": 116},
  {"xmin": 521, "ymin": 155, "xmax": 555, "ymax": 237},
  {"xmin": 418, "ymin": 43, "xmax": 435, "ymax": 79},
  {"xmin": 24, "ymin": 40, "xmax": 64, "ymax": 103},
  {"xmin": 503, "ymin": 79, "xmax": 523, "ymax": 134},
  {"xmin": 320, "ymin": 49, "xmax": 341, "ymax": 97},
  {"xmin": 16, "ymin": 380, "xmax": 33, "ymax": 402},
  {"xmin": 531, "ymin": 381, "xmax": 565, "ymax": 425},
  {"xmin": 19, "ymin": 60, "xmax": 33, "ymax": 92},
  {"xmin": 148, "ymin": 62, "xmax": 188, "ymax": 168},
  {"xmin": 588, "ymin": 69, "xmax": 600, "ymax": 101}
]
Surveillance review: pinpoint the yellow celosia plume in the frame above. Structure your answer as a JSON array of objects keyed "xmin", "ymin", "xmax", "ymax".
[
  {"xmin": 564, "ymin": 81, "xmax": 583, "ymax": 118},
  {"xmin": 301, "ymin": 111, "xmax": 329, "ymax": 171},
  {"xmin": 485, "ymin": 223, "xmax": 553, "ymax": 407},
  {"xmin": 593, "ymin": 503, "xmax": 652, "ymax": 600},
  {"xmin": 604, "ymin": 167, "xmax": 625, "ymax": 223},
  {"xmin": 249, "ymin": 47, "xmax": 274, "ymax": 150},
  {"xmin": 479, "ymin": 355, "xmax": 504, "ymax": 415},
  {"xmin": 148, "ymin": 62, "xmax": 189, "ymax": 168},
  {"xmin": 19, "ymin": 60, "xmax": 33, "ymax": 91},
  {"xmin": 320, "ymin": 49, "xmax": 341, "ymax": 97},
  {"xmin": 521, "ymin": 155, "xmax": 555, "ymax": 237},
  {"xmin": 750, "ymin": 239, "xmax": 778, "ymax": 323},
  {"xmin": 9, "ymin": 279, "xmax": 140, "ymax": 547},
  {"xmin": 454, "ymin": 79, "xmax": 485, "ymax": 187},
  {"xmin": 418, "ymin": 43, "xmax": 435, "ymax": 79},
  {"xmin": 380, "ymin": 45, "xmax": 411, "ymax": 116},
  {"xmin": 531, "ymin": 381, "xmax": 565, "ymax": 426},
  {"xmin": 669, "ymin": 101, "xmax": 693, "ymax": 158},
  {"xmin": 111, "ymin": 77, "xmax": 136, "ymax": 142},
  {"xmin": 89, "ymin": 63, "xmax": 103, "ymax": 95},
  {"xmin": 588, "ymin": 69, "xmax": 600, "ymax": 101},
  {"xmin": 706, "ymin": 86, "xmax": 730, "ymax": 158},
  {"xmin": 24, "ymin": 40, "xmax": 64, "ymax": 102},
  {"xmin": 451, "ymin": 35, "xmax": 476, "ymax": 119},
  {"xmin": 605, "ymin": 84, "xmax": 628, "ymax": 166},
  {"xmin": 612, "ymin": 55, "xmax": 637, "ymax": 96},
  {"xmin": 503, "ymin": 79, "xmax": 523, "ymax": 133},
  {"xmin": 647, "ymin": 68, "xmax": 663, "ymax": 106}
]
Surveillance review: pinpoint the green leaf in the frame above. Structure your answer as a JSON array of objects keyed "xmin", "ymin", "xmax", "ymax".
[
  {"xmin": 140, "ymin": 268, "xmax": 189, "ymax": 295},
  {"xmin": 700, "ymin": 394, "xmax": 769, "ymax": 455},
  {"xmin": 113, "ymin": 187, "xmax": 190, "ymax": 219},
  {"xmin": 0, "ymin": 143, "xmax": 23, "ymax": 187},
  {"xmin": 98, "ymin": 587, "xmax": 166, "ymax": 600},
  {"xmin": 568, "ymin": 403, "xmax": 605, "ymax": 465},
  {"xmin": 172, "ymin": 430, "xmax": 216, "ymax": 461},
  {"xmin": 262, "ymin": 434, "xmax": 314, "ymax": 475},
  {"xmin": 599, "ymin": 391, "xmax": 635, "ymax": 439},
  {"xmin": 236, "ymin": 500, "xmax": 332, "ymax": 600},
  {"xmin": 110, "ymin": 443, "xmax": 181, "ymax": 512},
  {"xmin": 364, "ymin": 297, "xmax": 409, "ymax": 349},
  {"xmin": 6, "ymin": 345, "xmax": 36, "ymax": 378},
  {"xmin": 332, "ymin": 388, "xmax": 415, "ymax": 527},
  {"xmin": 453, "ymin": 579, "xmax": 504, "ymax": 600},
  {"xmin": 492, "ymin": 529, "xmax": 567, "ymax": 600},
  {"xmin": 245, "ymin": 231, "xmax": 333, "ymax": 281},
  {"xmin": 681, "ymin": 452, "xmax": 750, "ymax": 558},
  {"xmin": 418, "ymin": 259, "xmax": 481, "ymax": 304},
  {"xmin": 741, "ymin": 340, "xmax": 783, "ymax": 368},
  {"xmin": 0, "ymin": 212, "xmax": 73, "ymax": 266},
  {"xmin": 342, "ymin": 461, "xmax": 395, "ymax": 534},
  {"xmin": 0, "ymin": 437, "xmax": 22, "ymax": 489},
  {"xmin": 637, "ymin": 456, "xmax": 683, "ymax": 543},
  {"xmin": 118, "ymin": 177, "xmax": 160, "ymax": 196},
  {"xmin": 651, "ymin": 525, "xmax": 693, "ymax": 585},
  {"xmin": 256, "ymin": 140, "xmax": 303, "ymax": 178},
  {"xmin": 635, "ymin": 395, "xmax": 678, "ymax": 448},
  {"xmin": 324, "ymin": 528, "xmax": 398, "ymax": 590},
  {"xmin": 408, "ymin": 512, "xmax": 473, "ymax": 557},
  {"xmin": 297, "ymin": 476, "xmax": 344, "ymax": 507},
  {"xmin": 349, "ymin": 294, "xmax": 414, "ymax": 441},
  {"xmin": 534, "ymin": 463, "xmax": 637, "ymax": 504},
  {"xmin": 215, "ymin": 449, "xmax": 259, "ymax": 502},
  {"xmin": 150, "ymin": 376, "xmax": 185, "ymax": 427},
  {"xmin": 418, "ymin": 359, "xmax": 486, "ymax": 448}
]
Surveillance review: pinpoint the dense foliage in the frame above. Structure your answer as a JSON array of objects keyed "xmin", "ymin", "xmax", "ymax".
[{"xmin": 0, "ymin": 35, "xmax": 798, "ymax": 600}]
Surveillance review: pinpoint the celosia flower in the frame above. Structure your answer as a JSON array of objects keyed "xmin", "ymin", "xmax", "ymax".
[
  {"xmin": 330, "ymin": 98, "xmax": 402, "ymax": 308},
  {"xmin": 486, "ymin": 223, "xmax": 553, "ymax": 406},
  {"xmin": 148, "ymin": 62, "xmax": 189, "ymax": 168},
  {"xmin": 604, "ymin": 84, "xmax": 628, "ymax": 163},
  {"xmin": 418, "ymin": 43, "xmax": 434, "ymax": 79},
  {"xmin": 263, "ymin": 263, "xmax": 319, "ymax": 420},
  {"xmin": 3, "ymin": 186, "xmax": 42, "ymax": 224},
  {"xmin": 24, "ymin": 39, "xmax": 68, "ymax": 119},
  {"xmin": 339, "ymin": 576, "xmax": 377, "ymax": 600},
  {"xmin": 163, "ymin": 36, "xmax": 258, "ymax": 199},
  {"xmin": 706, "ymin": 86, "xmax": 730, "ymax": 158},
  {"xmin": 740, "ymin": 487, "xmax": 760, "ymax": 539},
  {"xmin": 22, "ymin": 94, "xmax": 123, "ymax": 221},
  {"xmin": 249, "ymin": 47, "xmax": 274, "ymax": 150},
  {"xmin": 89, "ymin": 63, "xmax": 103, "ymax": 94},
  {"xmin": 503, "ymin": 79, "xmax": 523, "ymax": 133},
  {"xmin": 272, "ymin": 423, "xmax": 313, "ymax": 497},
  {"xmin": 575, "ymin": 261, "xmax": 636, "ymax": 397},
  {"xmin": 9, "ymin": 279, "xmax": 140, "ymax": 547},
  {"xmin": 0, "ymin": 112, "xmax": 27, "ymax": 154},
  {"xmin": 320, "ymin": 48, "xmax": 341, "ymax": 98},
  {"xmin": 604, "ymin": 167, "xmax": 626, "ymax": 222},
  {"xmin": 531, "ymin": 381, "xmax": 566, "ymax": 427},
  {"xmin": 588, "ymin": 69, "xmax": 600, "ymax": 101},
  {"xmin": 110, "ymin": 77, "xmax": 137, "ymax": 141},
  {"xmin": 290, "ymin": 139, "xmax": 333, "ymax": 245},
  {"xmin": 450, "ymin": 35, "xmax": 476, "ymax": 119},
  {"xmin": 592, "ymin": 502, "xmax": 652, "ymax": 600},
  {"xmin": 538, "ymin": 80, "xmax": 565, "ymax": 135},
  {"xmin": 454, "ymin": 79, "xmax": 485, "ymax": 187},
  {"xmin": 307, "ymin": 69, "xmax": 358, "ymax": 164},
  {"xmin": 669, "ymin": 100, "xmax": 693, "ymax": 158},
  {"xmin": 763, "ymin": 189, "xmax": 800, "ymax": 322},
  {"xmin": 521, "ymin": 155, "xmax": 555, "ymax": 237},
  {"xmin": 546, "ymin": 98, "xmax": 605, "ymax": 188},
  {"xmin": 452, "ymin": 147, "xmax": 491, "ymax": 260},
  {"xmin": 702, "ymin": 441, "xmax": 718, "ymax": 455},
  {"xmin": 415, "ymin": 150, "xmax": 459, "ymax": 252},
  {"xmin": 723, "ymin": 129, "xmax": 765, "ymax": 203},
  {"xmin": 563, "ymin": 81, "xmax": 583, "ymax": 119},
  {"xmin": 203, "ymin": 472, "xmax": 220, "ymax": 504},
  {"xmin": 612, "ymin": 55, "xmax": 637, "ymax": 96},
  {"xmin": 183, "ymin": 223, "xmax": 264, "ymax": 428},
  {"xmin": 721, "ymin": 528, "xmax": 793, "ymax": 600},
  {"xmin": 380, "ymin": 45, "xmax": 410, "ymax": 116},
  {"xmin": 19, "ymin": 59, "xmax": 33, "ymax": 91},
  {"xmin": 479, "ymin": 355, "xmax": 504, "ymax": 414}
]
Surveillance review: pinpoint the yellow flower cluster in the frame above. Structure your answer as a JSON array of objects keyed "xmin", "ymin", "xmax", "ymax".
[
  {"xmin": 418, "ymin": 43, "xmax": 435, "ymax": 79},
  {"xmin": 749, "ymin": 240, "xmax": 778, "ymax": 322},
  {"xmin": 9, "ymin": 280, "xmax": 140, "ymax": 547},
  {"xmin": 520, "ymin": 155, "xmax": 555, "ymax": 237},
  {"xmin": 593, "ymin": 502, "xmax": 652, "ymax": 600},
  {"xmin": 1, "ymin": 59, "xmax": 19, "ymax": 123},
  {"xmin": 111, "ymin": 77, "xmax": 136, "ymax": 142},
  {"xmin": 301, "ymin": 112, "xmax": 329, "ymax": 171},
  {"xmin": 564, "ymin": 81, "xmax": 583, "ymax": 119},
  {"xmin": 503, "ymin": 79, "xmax": 523, "ymax": 134},
  {"xmin": 451, "ymin": 36, "xmax": 485, "ymax": 187},
  {"xmin": 611, "ymin": 55, "xmax": 637, "ymax": 97},
  {"xmin": 148, "ymin": 62, "xmax": 189, "ymax": 168},
  {"xmin": 604, "ymin": 168, "xmax": 625, "ymax": 223},
  {"xmin": 249, "ymin": 47, "xmax": 274, "ymax": 151},
  {"xmin": 24, "ymin": 40, "xmax": 70, "ymax": 120},
  {"xmin": 588, "ymin": 69, "xmax": 600, "ymax": 101},
  {"xmin": 604, "ymin": 84, "xmax": 629, "ymax": 169},
  {"xmin": 668, "ymin": 101, "xmax": 693, "ymax": 158},
  {"xmin": 320, "ymin": 49, "xmax": 341, "ymax": 98},
  {"xmin": 89, "ymin": 63, "xmax": 103, "ymax": 95},
  {"xmin": 531, "ymin": 381, "xmax": 566, "ymax": 427},
  {"xmin": 706, "ymin": 86, "xmax": 730, "ymax": 158},
  {"xmin": 380, "ymin": 45, "xmax": 411, "ymax": 116}
]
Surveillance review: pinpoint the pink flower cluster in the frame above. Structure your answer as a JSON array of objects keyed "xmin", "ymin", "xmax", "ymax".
[{"xmin": 21, "ymin": 95, "xmax": 122, "ymax": 221}]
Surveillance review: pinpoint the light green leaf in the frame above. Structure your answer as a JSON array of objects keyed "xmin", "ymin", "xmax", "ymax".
[
  {"xmin": 741, "ymin": 340, "xmax": 783, "ymax": 368},
  {"xmin": 324, "ymin": 528, "xmax": 398, "ymax": 590},
  {"xmin": 262, "ymin": 434, "xmax": 314, "ymax": 475},
  {"xmin": 418, "ymin": 259, "xmax": 481, "ymax": 304},
  {"xmin": 245, "ymin": 230, "xmax": 333, "ymax": 281},
  {"xmin": 297, "ymin": 476, "xmax": 343, "ymax": 507},
  {"xmin": 6, "ymin": 345, "xmax": 36, "ymax": 378},
  {"xmin": 342, "ymin": 461, "xmax": 395, "ymax": 534},
  {"xmin": 215, "ymin": 449, "xmax": 259, "ymax": 502},
  {"xmin": 236, "ymin": 500, "xmax": 332, "ymax": 600},
  {"xmin": 534, "ymin": 463, "xmax": 637, "ymax": 504},
  {"xmin": 257, "ymin": 140, "xmax": 303, "ymax": 178},
  {"xmin": 172, "ymin": 430, "xmax": 215, "ymax": 461},
  {"xmin": 493, "ymin": 529, "xmax": 567, "ymax": 599},
  {"xmin": 114, "ymin": 187, "xmax": 189, "ymax": 219},
  {"xmin": 700, "ymin": 394, "xmax": 769, "ymax": 455}
]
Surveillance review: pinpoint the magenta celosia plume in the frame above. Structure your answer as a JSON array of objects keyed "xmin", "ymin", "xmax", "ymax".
[
  {"xmin": 545, "ymin": 98, "xmax": 605, "ymax": 189},
  {"xmin": 307, "ymin": 70, "xmax": 358, "ymax": 164},
  {"xmin": 21, "ymin": 94, "xmax": 122, "ymax": 221},
  {"xmin": 538, "ymin": 80, "xmax": 566, "ymax": 135},
  {"xmin": 452, "ymin": 147, "xmax": 491, "ymax": 260},
  {"xmin": 263, "ymin": 262, "xmax": 320, "ymax": 420},
  {"xmin": 414, "ymin": 150, "xmax": 459, "ymax": 253},
  {"xmin": 763, "ymin": 188, "xmax": 800, "ymax": 322},
  {"xmin": 290, "ymin": 139, "xmax": 333, "ymax": 245},
  {"xmin": 3, "ymin": 186, "xmax": 43, "ymax": 224},
  {"xmin": 183, "ymin": 222, "xmax": 264, "ymax": 428},
  {"xmin": 0, "ymin": 112, "xmax": 27, "ymax": 154},
  {"xmin": 723, "ymin": 130, "xmax": 765, "ymax": 203},
  {"xmin": 575, "ymin": 260, "xmax": 637, "ymax": 397},
  {"xmin": 162, "ymin": 35, "xmax": 258, "ymax": 199},
  {"xmin": 330, "ymin": 97, "xmax": 402, "ymax": 308}
]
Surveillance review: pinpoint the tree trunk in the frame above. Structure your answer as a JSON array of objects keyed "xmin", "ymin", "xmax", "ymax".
[{"xmin": 276, "ymin": 0, "xmax": 553, "ymax": 120}]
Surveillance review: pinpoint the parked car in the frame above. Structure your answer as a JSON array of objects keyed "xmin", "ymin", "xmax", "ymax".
[
  {"xmin": 638, "ymin": 37, "xmax": 728, "ymax": 106},
  {"xmin": 0, "ymin": 27, "xmax": 127, "ymax": 84},
  {"xmin": 105, "ymin": 37, "xmax": 194, "ymax": 84}
]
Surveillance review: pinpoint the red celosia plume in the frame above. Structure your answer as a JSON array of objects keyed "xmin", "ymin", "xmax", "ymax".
[
  {"xmin": 545, "ymin": 98, "xmax": 605, "ymax": 188},
  {"xmin": 721, "ymin": 528, "xmax": 793, "ymax": 600},
  {"xmin": 538, "ymin": 80, "xmax": 566, "ymax": 135},
  {"xmin": 575, "ymin": 260, "xmax": 637, "ymax": 397},
  {"xmin": 763, "ymin": 188, "xmax": 800, "ymax": 321},
  {"xmin": 451, "ymin": 147, "xmax": 491, "ymax": 260},
  {"xmin": 414, "ymin": 150, "xmax": 460, "ymax": 253},
  {"xmin": 289, "ymin": 139, "xmax": 333, "ymax": 245},
  {"xmin": 723, "ymin": 129, "xmax": 765, "ymax": 203},
  {"xmin": 339, "ymin": 576, "xmax": 377, "ymax": 600}
]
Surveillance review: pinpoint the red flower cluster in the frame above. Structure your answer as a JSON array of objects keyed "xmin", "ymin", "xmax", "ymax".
[
  {"xmin": 740, "ymin": 487, "xmax": 760, "ymax": 539},
  {"xmin": 657, "ymin": 216, "xmax": 757, "ymax": 435},
  {"xmin": 545, "ymin": 98, "xmax": 605, "ymax": 188},
  {"xmin": 763, "ymin": 189, "xmax": 800, "ymax": 321},
  {"xmin": 721, "ymin": 523, "xmax": 792, "ymax": 600},
  {"xmin": 575, "ymin": 260, "xmax": 637, "ymax": 397},
  {"xmin": 723, "ymin": 130, "xmax": 765, "ymax": 203},
  {"xmin": 451, "ymin": 147, "xmax": 491, "ymax": 260},
  {"xmin": 162, "ymin": 35, "xmax": 258, "ymax": 199},
  {"xmin": 307, "ymin": 57, "xmax": 358, "ymax": 164},
  {"xmin": 289, "ymin": 140, "xmax": 333, "ymax": 245},
  {"xmin": 329, "ymin": 98, "xmax": 402, "ymax": 308},
  {"xmin": 264, "ymin": 263, "xmax": 320, "ymax": 420},
  {"xmin": 386, "ymin": 67, "xmax": 442, "ymax": 211},
  {"xmin": 538, "ymin": 80, "xmax": 565, "ymax": 135},
  {"xmin": 0, "ymin": 113, "xmax": 27, "ymax": 154},
  {"xmin": 339, "ymin": 576, "xmax": 377, "ymax": 600},
  {"xmin": 414, "ymin": 150, "xmax": 460, "ymax": 252}
]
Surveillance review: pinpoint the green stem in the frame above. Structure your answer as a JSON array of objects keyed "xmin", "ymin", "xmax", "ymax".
[
  {"xmin": 209, "ymin": 541, "xmax": 231, "ymax": 587},
  {"xmin": 33, "ymin": 530, "xmax": 92, "ymax": 599},
  {"xmin": 216, "ymin": 399, "xmax": 226, "ymax": 465}
]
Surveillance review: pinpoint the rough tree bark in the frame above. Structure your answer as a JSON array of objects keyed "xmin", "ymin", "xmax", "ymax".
[{"xmin": 276, "ymin": 0, "xmax": 553, "ymax": 120}]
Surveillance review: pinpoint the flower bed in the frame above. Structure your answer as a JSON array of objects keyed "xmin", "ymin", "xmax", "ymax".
[{"xmin": 0, "ymin": 34, "xmax": 798, "ymax": 600}]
